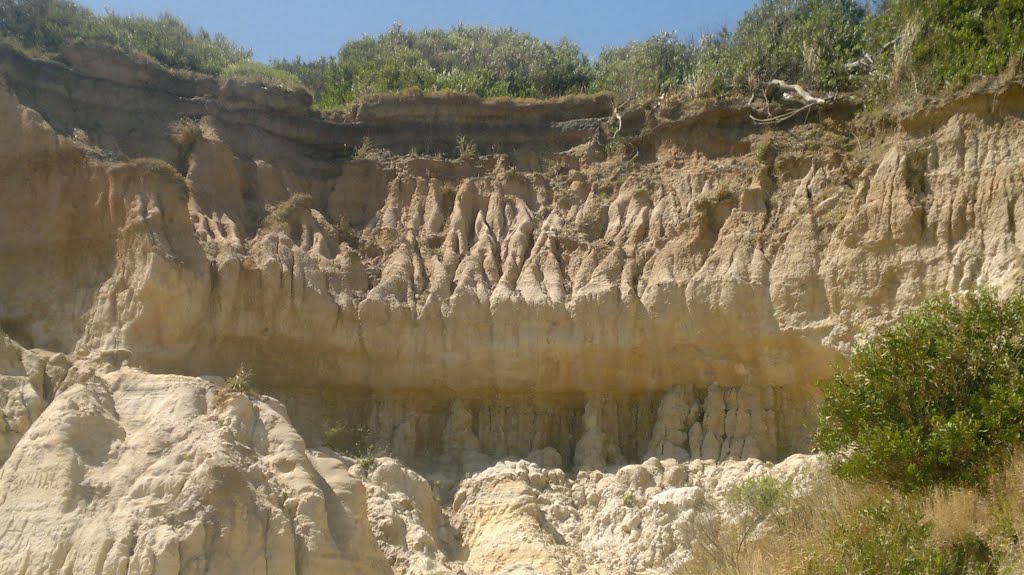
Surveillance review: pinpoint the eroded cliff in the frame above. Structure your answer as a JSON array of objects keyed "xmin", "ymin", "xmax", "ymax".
[{"xmin": 1, "ymin": 43, "xmax": 1023, "ymax": 574}]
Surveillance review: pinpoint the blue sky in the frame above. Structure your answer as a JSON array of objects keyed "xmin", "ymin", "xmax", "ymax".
[{"xmin": 75, "ymin": 0, "xmax": 757, "ymax": 62}]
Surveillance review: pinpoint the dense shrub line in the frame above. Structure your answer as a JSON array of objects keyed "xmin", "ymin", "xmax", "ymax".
[
  {"xmin": 0, "ymin": 0, "xmax": 251, "ymax": 74},
  {"xmin": 2, "ymin": 0, "xmax": 1022, "ymax": 106}
]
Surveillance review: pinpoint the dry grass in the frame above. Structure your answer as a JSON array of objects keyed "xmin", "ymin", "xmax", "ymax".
[
  {"xmin": 262, "ymin": 193, "xmax": 314, "ymax": 231},
  {"xmin": 169, "ymin": 117, "xmax": 201, "ymax": 173},
  {"xmin": 110, "ymin": 158, "xmax": 187, "ymax": 189},
  {"xmin": 169, "ymin": 117, "xmax": 201, "ymax": 148},
  {"xmin": 353, "ymin": 136, "xmax": 388, "ymax": 161},
  {"xmin": 890, "ymin": 18, "xmax": 924, "ymax": 96},
  {"xmin": 683, "ymin": 457, "xmax": 1024, "ymax": 575},
  {"xmin": 926, "ymin": 488, "xmax": 986, "ymax": 547},
  {"xmin": 684, "ymin": 70, "xmax": 718, "ymax": 100}
]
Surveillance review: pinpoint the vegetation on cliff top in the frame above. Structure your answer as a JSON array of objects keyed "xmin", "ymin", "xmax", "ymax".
[
  {"xmin": 2, "ymin": 0, "xmax": 1022, "ymax": 109},
  {"xmin": 0, "ymin": 0, "xmax": 250, "ymax": 74}
]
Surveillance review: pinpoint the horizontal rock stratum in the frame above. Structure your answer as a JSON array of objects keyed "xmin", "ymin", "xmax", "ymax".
[{"xmin": 1, "ymin": 42, "xmax": 1023, "ymax": 574}]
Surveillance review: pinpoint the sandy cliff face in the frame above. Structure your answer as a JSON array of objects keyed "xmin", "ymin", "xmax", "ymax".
[{"xmin": 1, "ymin": 43, "xmax": 1023, "ymax": 574}]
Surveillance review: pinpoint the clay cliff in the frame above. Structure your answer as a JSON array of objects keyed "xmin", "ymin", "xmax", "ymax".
[{"xmin": 1, "ymin": 42, "xmax": 1023, "ymax": 574}]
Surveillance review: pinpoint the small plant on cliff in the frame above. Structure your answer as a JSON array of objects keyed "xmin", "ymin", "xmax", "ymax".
[
  {"xmin": 226, "ymin": 363, "xmax": 253, "ymax": 393},
  {"xmin": 817, "ymin": 289, "xmax": 1024, "ymax": 492},
  {"xmin": 169, "ymin": 117, "xmax": 201, "ymax": 173},
  {"xmin": 456, "ymin": 135, "xmax": 477, "ymax": 160},
  {"xmin": 170, "ymin": 117, "xmax": 201, "ymax": 149},
  {"xmin": 321, "ymin": 418, "xmax": 385, "ymax": 472},
  {"xmin": 752, "ymin": 134, "xmax": 776, "ymax": 165},
  {"xmin": 354, "ymin": 136, "xmax": 383, "ymax": 160}
]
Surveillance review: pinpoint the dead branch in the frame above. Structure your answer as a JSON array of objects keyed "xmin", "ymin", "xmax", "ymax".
[
  {"xmin": 610, "ymin": 96, "xmax": 635, "ymax": 139},
  {"xmin": 750, "ymin": 80, "xmax": 830, "ymax": 124},
  {"xmin": 763, "ymin": 79, "xmax": 826, "ymax": 105},
  {"xmin": 844, "ymin": 53, "xmax": 874, "ymax": 75}
]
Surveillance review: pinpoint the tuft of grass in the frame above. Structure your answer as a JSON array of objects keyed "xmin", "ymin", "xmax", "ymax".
[
  {"xmin": 354, "ymin": 136, "xmax": 381, "ymax": 160},
  {"xmin": 320, "ymin": 417, "xmax": 386, "ymax": 472},
  {"xmin": 691, "ymin": 186, "xmax": 739, "ymax": 215},
  {"xmin": 456, "ymin": 135, "xmax": 477, "ymax": 160},
  {"xmin": 226, "ymin": 363, "xmax": 253, "ymax": 393},
  {"xmin": 169, "ymin": 117, "xmax": 201, "ymax": 173},
  {"xmin": 358, "ymin": 455, "xmax": 379, "ymax": 474},
  {"xmin": 263, "ymin": 193, "xmax": 313, "ymax": 231},
  {"xmin": 170, "ymin": 117, "xmax": 201, "ymax": 148}
]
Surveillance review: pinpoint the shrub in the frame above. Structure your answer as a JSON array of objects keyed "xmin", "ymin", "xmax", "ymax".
[
  {"xmin": 3, "ymin": 0, "xmax": 1021, "ymax": 110},
  {"xmin": 688, "ymin": 476, "xmax": 793, "ymax": 574},
  {"xmin": 753, "ymin": 135, "xmax": 777, "ymax": 164},
  {"xmin": 272, "ymin": 55, "xmax": 343, "ymax": 103},
  {"xmin": 169, "ymin": 117, "xmax": 201, "ymax": 172},
  {"xmin": 726, "ymin": 475, "xmax": 792, "ymax": 522},
  {"xmin": 816, "ymin": 290, "xmax": 1024, "ymax": 492},
  {"xmin": 288, "ymin": 24, "xmax": 593, "ymax": 107},
  {"xmin": 864, "ymin": 0, "xmax": 1024, "ymax": 91},
  {"xmin": 593, "ymin": 32, "xmax": 696, "ymax": 99},
  {"xmin": 692, "ymin": 0, "xmax": 867, "ymax": 94}
]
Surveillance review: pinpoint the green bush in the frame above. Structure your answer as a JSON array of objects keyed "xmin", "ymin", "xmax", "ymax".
[
  {"xmin": 285, "ymin": 24, "xmax": 593, "ymax": 107},
  {"xmin": 816, "ymin": 290, "xmax": 1024, "ymax": 492},
  {"xmin": 593, "ymin": 32, "xmax": 696, "ymax": 99},
  {"xmin": 864, "ymin": 0, "xmax": 1024, "ymax": 91},
  {"xmin": 693, "ymin": 0, "xmax": 867, "ymax": 94},
  {"xmin": 272, "ymin": 55, "xmax": 347, "ymax": 107}
]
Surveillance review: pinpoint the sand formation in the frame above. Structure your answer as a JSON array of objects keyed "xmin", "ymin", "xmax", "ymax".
[{"xmin": 1, "ymin": 42, "xmax": 1023, "ymax": 573}]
